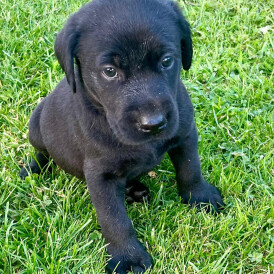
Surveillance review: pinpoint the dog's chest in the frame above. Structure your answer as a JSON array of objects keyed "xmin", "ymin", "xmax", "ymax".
[
  {"xmin": 122, "ymin": 148, "xmax": 163, "ymax": 180},
  {"xmin": 116, "ymin": 138, "xmax": 177, "ymax": 180}
]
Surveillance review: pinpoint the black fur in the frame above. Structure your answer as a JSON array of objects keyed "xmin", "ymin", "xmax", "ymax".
[{"xmin": 20, "ymin": 0, "xmax": 224, "ymax": 273}]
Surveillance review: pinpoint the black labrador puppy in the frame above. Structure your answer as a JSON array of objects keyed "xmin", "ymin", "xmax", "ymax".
[{"xmin": 20, "ymin": 0, "xmax": 224, "ymax": 272}]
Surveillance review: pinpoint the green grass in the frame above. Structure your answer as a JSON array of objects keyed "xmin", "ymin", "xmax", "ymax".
[{"xmin": 0, "ymin": 0, "xmax": 273, "ymax": 273}]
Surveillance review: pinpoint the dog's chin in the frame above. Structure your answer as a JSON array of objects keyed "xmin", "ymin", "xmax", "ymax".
[{"xmin": 108, "ymin": 120, "xmax": 179, "ymax": 146}]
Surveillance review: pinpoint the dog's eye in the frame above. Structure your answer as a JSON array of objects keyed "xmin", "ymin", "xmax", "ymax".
[
  {"xmin": 103, "ymin": 67, "xmax": 118, "ymax": 78},
  {"xmin": 161, "ymin": 56, "xmax": 174, "ymax": 69}
]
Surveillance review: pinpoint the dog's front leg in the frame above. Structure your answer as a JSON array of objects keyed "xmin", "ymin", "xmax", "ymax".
[
  {"xmin": 169, "ymin": 124, "xmax": 224, "ymax": 212},
  {"xmin": 84, "ymin": 166, "xmax": 152, "ymax": 274}
]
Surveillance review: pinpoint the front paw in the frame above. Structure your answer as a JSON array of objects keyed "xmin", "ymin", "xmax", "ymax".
[
  {"xmin": 107, "ymin": 240, "xmax": 153, "ymax": 274},
  {"xmin": 180, "ymin": 180, "xmax": 224, "ymax": 212}
]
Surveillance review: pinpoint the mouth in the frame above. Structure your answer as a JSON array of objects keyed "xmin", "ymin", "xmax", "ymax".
[
  {"xmin": 106, "ymin": 105, "xmax": 179, "ymax": 146},
  {"xmin": 108, "ymin": 118, "xmax": 176, "ymax": 146}
]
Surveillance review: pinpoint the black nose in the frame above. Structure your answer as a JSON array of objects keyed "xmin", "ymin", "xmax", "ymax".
[{"xmin": 139, "ymin": 114, "xmax": 167, "ymax": 134}]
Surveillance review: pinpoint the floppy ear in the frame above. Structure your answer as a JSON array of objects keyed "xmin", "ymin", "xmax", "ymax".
[
  {"xmin": 170, "ymin": 2, "xmax": 193, "ymax": 70},
  {"xmin": 54, "ymin": 17, "xmax": 80, "ymax": 93}
]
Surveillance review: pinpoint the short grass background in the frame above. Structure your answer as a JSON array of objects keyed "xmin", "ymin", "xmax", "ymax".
[{"xmin": 0, "ymin": 0, "xmax": 273, "ymax": 273}]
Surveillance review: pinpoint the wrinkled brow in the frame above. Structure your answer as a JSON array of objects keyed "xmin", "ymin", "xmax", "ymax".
[{"xmin": 97, "ymin": 42, "xmax": 178, "ymax": 68}]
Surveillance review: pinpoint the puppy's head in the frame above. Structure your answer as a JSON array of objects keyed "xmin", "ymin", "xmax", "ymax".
[{"xmin": 55, "ymin": 0, "xmax": 192, "ymax": 145}]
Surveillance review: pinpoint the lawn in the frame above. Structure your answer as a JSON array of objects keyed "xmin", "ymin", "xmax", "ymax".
[{"xmin": 0, "ymin": 0, "xmax": 273, "ymax": 273}]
